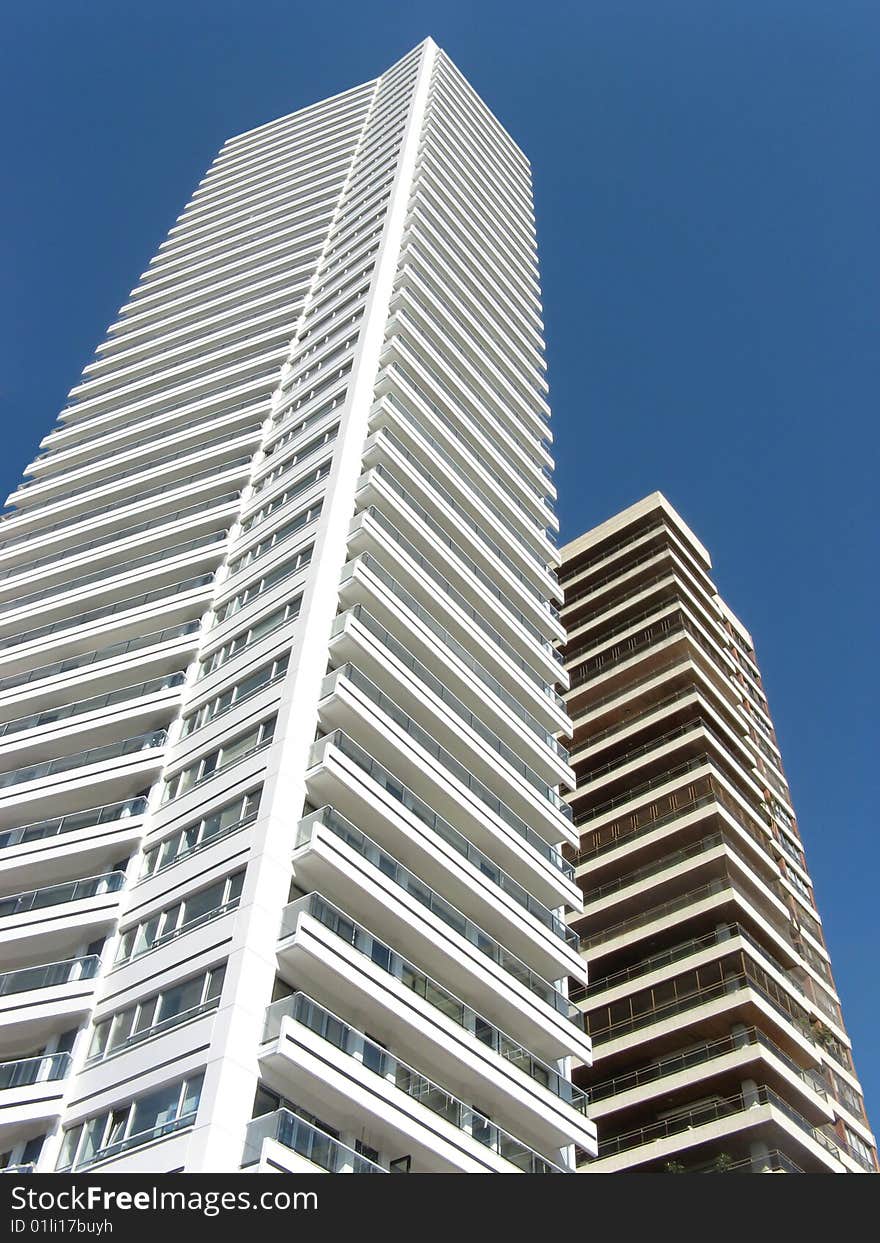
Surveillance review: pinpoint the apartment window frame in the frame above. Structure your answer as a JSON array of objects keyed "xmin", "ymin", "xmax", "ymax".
[
  {"xmin": 87, "ymin": 966, "xmax": 226, "ymax": 1063},
  {"xmin": 162, "ymin": 714, "xmax": 276, "ymax": 803},
  {"xmin": 57, "ymin": 1073, "xmax": 204, "ymax": 1171},
  {"xmin": 115, "ymin": 871, "xmax": 246, "ymax": 965},
  {"xmin": 141, "ymin": 788, "xmax": 262, "ymax": 879}
]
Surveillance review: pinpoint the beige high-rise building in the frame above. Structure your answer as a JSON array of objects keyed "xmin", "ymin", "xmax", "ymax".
[{"xmin": 560, "ymin": 492, "xmax": 876, "ymax": 1173}]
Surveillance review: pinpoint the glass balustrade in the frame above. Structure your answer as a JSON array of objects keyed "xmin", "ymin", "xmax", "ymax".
[
  {"xmin": 0, "ymin": 872, "xmax": 125, "ymax": 918},
  {"xmin": 0, "ymin": 1052, "xmax": 71, "ymax": 1091},
  {"xmin": 0, "ymin": 797, "xmax": 148, "ymax": 850},
  {"xmin": 0, "ymin": 956, "xmax": 100, "ymax": 996},
  {"xmin": 242, "ymin": 1110, "xmax": 385, "ymax": 1172},
  {"xmin": 0, "ymin": 731, "xmax": 167, "ymax": 791},
  {"xmin": 278, "ymin": 892, "xmax": 588, "ymax": 1109},
  {"xmin": 262, "ymin": 992, "xmax": 563, "ymax": 1171},
  {"xmin": 294, "ymin": 810, "xmax": 569, "ymax": 1014}
]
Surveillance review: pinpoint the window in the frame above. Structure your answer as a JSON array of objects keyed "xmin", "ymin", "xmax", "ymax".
[
  {"xmin": 200, "ymin": 601, "xmax": 301, "ymax": 679},
  {"xmin": 88, "ymin": 966, "xmax": 225, "ymax": 1061},
  {"xmin": 228, "ymin": 502, "xmax": 322, "ymax": 576},
  {"xmin": 240, "ymin": 463, "xmax": 331, "ymax": 536},
  {"xmin": 115, "ymin": 872, "xmax": 244, "ymax": 965},
  {"xmin": 141, "ymin": 789, "xmax": 261, "ymax": 878},
  {"xmin": 844, "ymin": 1125, "xmax": 875, "ymax": 1170},
  {"xmin": 162, "ymin": 715, "xmax": 275, "ymax": 802},
  {"xmin": 216, "ymin": 547, "xmax": 311, "ymax": 623},
  {"xmin": 255, "ymin": 424, "xmax": 339, "ymax": 496},
  {"xmin": 181, "ymin": 655, "xmax": 288, "ymax": 737},
  {"xmin": 57, "ymin": 1073, "xmax": 204, "ymax": 1170}
]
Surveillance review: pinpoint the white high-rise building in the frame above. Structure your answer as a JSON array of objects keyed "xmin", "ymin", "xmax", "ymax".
[{"xmin": 0, "ymin": 39, "xmax": 594, "ymax": 1175}]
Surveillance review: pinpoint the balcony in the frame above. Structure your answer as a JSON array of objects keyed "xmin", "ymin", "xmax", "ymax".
[
  {"xmin": 353, "ymin": 476, "xmax": 561, "ymax": 665},
  {"xmin": 307, "ymin": 729, "xmax": 578, "ymax": 924},
  {"xmin": 0, "ymin": 732, "xmax": 166, "ymax": 828},
  {"xmin": 243, "ymin": 1110, "xmax": 386, "ymax": 1174},
  {"xmin": 570, "ymin": 768, "xmax": 772, "ymax": 876},
  {"xmin": 0, "ymin": 677, "xmax": 183, "ymax": 746},
  {"xmin": 321, "ymin": 654, "xmax": 571, "ymax": 836},
  {"xmin": 335, "ymin": 560, "xmax": 568, "ymax": 764},
  {"xmin": 360, "ymin": 460, "xmax": 561, "ymax": 634},
  {"xmin": 0, "ymin": 1052, "xmax": 70, "ymax": 1091},
  {"xmin": 0, "ymin": 574, "xmax": 212, "ymax": 663},
  {"xmin": 316, "ymin": 663, "xmax": 573, "ymax": 853},
  {"xmin": 0, "ymin": 1053, "xmax": 70, "ymax": 1147},
  {"xmin": 361, "ymin": 423, "xmax": 556, "ymax": 598},
  {"xmin": 584, "ymin": 945, "xmax": 839, "ymax": 1080},
  {"xmin": 0, "ymin": 492, "xmax": 236, "ymax": 602},
  {"xmin": 0, "ymin": 796, "xmax": 146, "ymax": 893},
  {"xmin": 0, "ymin": 456, "xmax": 248, "ymax": 566},
  {"xmin": 0, "ymin": 957, "xmax": 100, "ymax": 1046},
  {"xmin": 260, "ymin": 993, "xmax": 565, "ymax": 1172},
  {"xmin": 586, "ymin": 1023, "xmax": 831, "ymax": 1130},
  {"xmin": 584, "ymin": 1086, "xmax": 846, "ymax": 1173},
  {"xmin": 348, "ymin": 505, "xmax": 566, "ymax": 702},
  {"xmin": 0, "ymin": 872, "xmax": 125, "ymax": 965},
  {"xmin": 296, "ymin": 799, "xmax": 580, "ymax": 989},
  {"xmin": 291, "ymin": 809, "xmax": 578, "ymax": 1034},
  {"xmin": 0, "ymin": 620, "xmax": 199, "ymax": 699},
  {"xmin": 0, "ymin": 871, "xmax": 125, "ymax": 919},
  {"xmin": 276, "ymin": 892, "xmax": 594, "ymax": 1154}
]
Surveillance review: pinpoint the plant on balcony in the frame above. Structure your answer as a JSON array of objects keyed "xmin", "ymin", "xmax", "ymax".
[
  {"xmin": 663, "ymin": 1160, "xmax": 687, "ymax": 1173},
  {"xmin": 810, "ymin": 1019, "xmax": 837, "ymax": 1051},
  {"xmin": 712, "ymin": 1152, "xmax": 735, "ymax": 1172}
]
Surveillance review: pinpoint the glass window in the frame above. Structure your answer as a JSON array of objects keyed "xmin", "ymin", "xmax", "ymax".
[
  {"xmin": 182, "ymin": 882, "xmax": 223, "ymax": 927},
  {"xmin": 156, "ymin": 975, "xmax": 204, "ymax": 1024},
  {"xmin": 129, "ymin": 1083, "xmax": 181, "ymax": 1138}
]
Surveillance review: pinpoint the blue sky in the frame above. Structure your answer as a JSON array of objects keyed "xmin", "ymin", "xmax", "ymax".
[{"xmin": 3, "ymin": 2, "xmax": 878, "ymax": 1119}]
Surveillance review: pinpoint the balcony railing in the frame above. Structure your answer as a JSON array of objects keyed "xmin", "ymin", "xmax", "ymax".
[
  {"xmin": 583, "ymin": 921, "xmax": 740, "ymax": 996},
  {"xmin": 576, "ymin": 716, "xmax": 742, "ymax": 789},
  {"xmin": 367, "ymin": 462, "xmax": 546, "ymax": 606},
  {"xmin": 279, "ymin": 893, "xmax": 588, "ymax": 1112},
  {"xmin": 592, "ymin": 1086, "xmax": 839, "ymax": 1162},
  {"xmin": 0, "ymin": 574, "xmax": 213, "ymax": 654},
  {"xmin": 384, "ymin": 372, "xmax": 546, "ymax": 533},
  {"xmin": 588, "ymin": 1025, "xmax": 827, "ymax": 1103},
  {"xmin": 263, "ymin": 992, "xmax": 564, "ymax": 1172},
  {"xmin": 325, "ymin": 645, "xmax": 564, "ymax": 809},
  {"xmin": 340, "ymin": 556, "xmax": 566, "ymax": 754},
  {"xmin": 0, "ymin": 456, "xmax": 250, "ymax": 558},
  {"xmin": 583, "ymin": 831, "xmax": 726, "ymax": 904},
  {"xmin": 294, "ymin": 810, "xmax": 571, "ymax": 1016},
  {"xmin": 312, "ymin": 725, "xmax": 571, "ymax": 880},
  {"xmin": 0, "ymin": 673, "xmax": 185, "ymax": 741},
  {"xmin": 559, "ymin": 519, "xmax": 667, "ymax": 597},
  {"xmin": 0, "ymin": 620, "xmax": 199, "ymax": 696},
  {"xmin": 0, "ymin": 956, "xmax": 101, "ymax": 996},
  {"xmin": 359, "ymin": 504, "xmax": 563, "ymax": 682},
  {"xmin": 0, "ymin": 1052, "xmax": 71, "ymax": 1091},
  {"xmin": 0, "ymin": 729, "xmax": 167, "ymax": 791},
  {"xmin": 572, "ymin": 685, "xmax": 702, "ymax": 756},
  {"xmin": 0, "ymin": 492, "xmax": 237, "ymax": 589},
  {"xmin": 17, "ymin": 421, "xmax": 254, "ymax": 508},
  {"xmin": 301, "ymin": 791, "xmax": 574, "ymax": 947},
  {"xmin": 372, "ymin": 423, "xmax": 549, "ymax": 581},
  {"xmin": 363, "ymin": 475, "xmax": 554, "ymax": 655},
  {"xmin": 242, "ymin": 1109, "xmax": 386, "ymax": 1173},
  {"xmin": 386, "ymin": 323, "xmax": 550, "ymax": 506},
  {"xmin": 0, "ymin": 796, "xmax": 147, "ymax": 851},
  {"xmin": 0, "ymin": 532, "xmax": 224, "ymax": 623},
  {"xmin": 0, "ymin": 871, "xmax": 125, "ymax": 919},
  {"xmin": 587, "ymin": 948, "xmax": 820, "ymax": 1052},
  {"xmin": 581, "ymin": 875, "xmax": 733, "ymax": 951}
]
